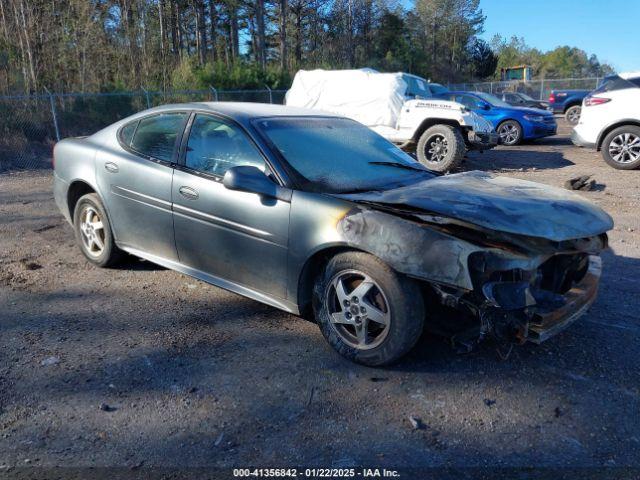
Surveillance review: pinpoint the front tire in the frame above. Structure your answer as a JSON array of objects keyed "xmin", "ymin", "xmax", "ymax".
[
  {"xmin": 565, "ymin": 105, "xmax": 581, "ymax": 125},
  {"xmin": 497, "ymin": 120, "xmax": 523, "ymax": 146},
  {"xmin": 313, "ymin": 252, "xmax": 425, "ymax": 366},
  {"xmin": 416, "ymin": 125, "xmax": 465, "ymax": 172},
  {"xmin": 73, "ymin": 193, "xmax": 124, "ymax": 267},
  {"xmin": 601, "ymin": 125, "xmax": 640, "ymax": 170}
]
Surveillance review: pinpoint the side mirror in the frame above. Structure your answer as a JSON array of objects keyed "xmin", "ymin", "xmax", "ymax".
[
  {"xmin": 479, "ymin": 101, "xmax": 491, "ymax": 110},
  {"xmin": 223, "ymin": 165, "xmax": 291, "ymax": 202}
]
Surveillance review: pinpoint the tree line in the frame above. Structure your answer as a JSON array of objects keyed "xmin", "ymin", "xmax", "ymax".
[{"xmin": 0, "ymin": 0, "xmax": 614, "ymax": 95}]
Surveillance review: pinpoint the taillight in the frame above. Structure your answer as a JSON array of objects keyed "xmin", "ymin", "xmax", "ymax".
[
  {"xmin": 549, "ymin": 93, "xmax": 555, "ymax": 103},
  {"xmin": 584, "ymin": 96, "xmax": 611, "ymax": 107}
]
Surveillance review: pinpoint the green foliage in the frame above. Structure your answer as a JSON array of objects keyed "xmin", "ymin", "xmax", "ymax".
[
  {"xmin": 491, "ymin": 35, "xmax": 614, "ymax": 79},
  {"xmin": 170, "ymin": 58, "xmax": 292, "ymax": 90},
  {"xmin": 468, "ymin": 38, "xmax": 498, "ymax": 79}
]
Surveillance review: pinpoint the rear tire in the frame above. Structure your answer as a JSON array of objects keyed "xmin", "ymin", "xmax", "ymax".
[
  {"xmin": 313, "ymin": 251, "xmax": 425, "ymax": 366},
  {"xmin": 416, "ymin": 125, "xmax": 465, "ymax": 172},
  {"xmin": 73, "ymin": 193, "xmax": 124, "ymax": 267},
  {"xmin": 565, "ymin": 105, "xmax": 581, "ymax": 125},
  {"xmin": 601, "ymin": 125, "xmax": 640, "ymax": 170}
]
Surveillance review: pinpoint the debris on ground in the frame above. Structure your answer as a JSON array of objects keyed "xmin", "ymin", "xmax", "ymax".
[
  {"xmin": 408, "ymin": 415, "xmax": 425, "ymax": 430},
  {"xmin": 369, "ymin": 377, "xmax": 388, "ymax": 382},
  {"xmin": 483, "ymin": 398, "xmax": 497, "ymax": 407},
  {"xmin": 99, "ymin": 403, "xmax": 116, "ymax": 412},
  {"xmin": 40, "ymin": 356, "xmax": 60, "ymax": 366},
  {"xmin": 564, "ymin": 175, "xmax": 597, "ymax": 191}
]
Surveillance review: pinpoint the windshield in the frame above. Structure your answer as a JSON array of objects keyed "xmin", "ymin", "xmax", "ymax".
[
  {"xmin": 403, "ymin": 75, "xmax": 432, "ymax": 98},
  {"xmin": 254, "ymin": 116, "xmax": 434, "ymax": 193},
  {"xmin": 475, "ymin": 92, "xmax": 512, "ymax": 108},
  {"xmin": 518, "ymin": 92, "xmax": 537, "ymax": 101},
  {"xmin": 430, "ymin": 83, "xmax": 449, "ymax": 95}
]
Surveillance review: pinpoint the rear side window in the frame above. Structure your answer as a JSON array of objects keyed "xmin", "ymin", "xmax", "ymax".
[
  {"xmin": 593, "ymin": 75, "xmax": 638, "ymax": 94},
  {"xmin": 129, "ymin": 113, "xmax": 187, "ymax": 162},
  {"xmin": 119, "ymin": 121, "xmax": 137, "ymax": 146}
]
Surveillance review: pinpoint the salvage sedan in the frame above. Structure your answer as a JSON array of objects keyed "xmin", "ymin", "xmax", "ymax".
[{"xmin": 53, "ymin": 103, "xmax": 613, "ymax": 366}]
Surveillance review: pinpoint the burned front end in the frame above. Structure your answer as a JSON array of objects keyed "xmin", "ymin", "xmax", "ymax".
[
  {"xmin": 336, "ymin": 205, "xmax": 609, "ymax": 350},
  {"xmin": 463, "ymin": 234, "xmax": 605, "ymax": 347}
]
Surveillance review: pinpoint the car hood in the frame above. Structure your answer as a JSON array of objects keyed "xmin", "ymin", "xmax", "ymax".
[
  {"xmin": 503, "ymin": 106, "xmax": 553, "ymax": 116},
  {"xmin": 338, "ymin": 171, "xmax": 613, "ymax": 242}
]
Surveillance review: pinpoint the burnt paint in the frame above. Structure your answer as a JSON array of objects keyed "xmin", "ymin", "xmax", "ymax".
[{"xmin": 339, "ymin": 171, "xmax": 614, "ymax": 242}]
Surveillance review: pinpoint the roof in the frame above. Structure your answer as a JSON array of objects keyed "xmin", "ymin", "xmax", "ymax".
[{"xmin": 140, "ymin": 101, "xmax": 342, "ymax": 122}]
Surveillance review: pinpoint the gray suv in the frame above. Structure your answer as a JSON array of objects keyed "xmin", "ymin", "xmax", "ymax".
[{"xmin": 53, "ymin": 103, "xmax": 613, "ymax": 366}]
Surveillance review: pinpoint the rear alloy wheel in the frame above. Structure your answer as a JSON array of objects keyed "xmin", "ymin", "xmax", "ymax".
[
  {"xmin": 314, "ymin": 252, "xmax": 425, "ymax": 366},
  {"xmin": 74, "ymin": 193, "xmax": 124, "ymax": 267},
  {"xmin": 602, "ymin": 126, "xmax": 640, "ymax": 170},
  {"xmin": 565, "ymin": 105, "xmax": 581, "ymax": 125},
  {"xmin": 416, "ymin": 124, "xmax": 465, "ymax": 172},
  {"xmin": 497, "ymin": 120, "xmax": 523, "ymax": 146}
]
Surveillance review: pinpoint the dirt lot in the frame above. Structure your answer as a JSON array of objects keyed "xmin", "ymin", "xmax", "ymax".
[{"xmin": 1, "ymin": 119, "xmax": 639, "ymax": 475}]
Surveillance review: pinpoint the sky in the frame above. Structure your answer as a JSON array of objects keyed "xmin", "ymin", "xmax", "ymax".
[{"xmin": 477, "ymin": 0, "xmax": 640, "ymax": 72}]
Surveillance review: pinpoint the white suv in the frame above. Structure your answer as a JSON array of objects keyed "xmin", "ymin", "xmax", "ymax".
[{"xmin": 572, "ymin": 72, "xmax": 640, "ymax": 169}]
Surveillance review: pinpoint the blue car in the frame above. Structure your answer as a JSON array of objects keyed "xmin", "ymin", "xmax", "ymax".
[{"xmin": 436, "ymin": 91, "xmax": 557, "ymax": 146}]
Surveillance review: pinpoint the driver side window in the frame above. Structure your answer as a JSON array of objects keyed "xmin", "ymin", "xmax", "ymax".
[{"xmin": 185, "ymin": 115, "xmax": 265, "ymax": 177}]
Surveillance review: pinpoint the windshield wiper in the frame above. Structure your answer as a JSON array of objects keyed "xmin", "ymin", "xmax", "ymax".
[{"xmin": 368, "ymin": 161, "xmax": 427, "ymax": 172}]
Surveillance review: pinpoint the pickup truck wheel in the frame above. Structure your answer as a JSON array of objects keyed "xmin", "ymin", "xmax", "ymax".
[
  {"xmin": 73, "ymin": 193, "xmax": 124, "ymax": 267},
  {"xmin": 497, "ymin": 120, "xmax": 523, "ymax": 146},
  {"xmin": 602, "ymin": 126, "xmax": 640, "ymax": 170},
  {"xmin": 313, "ymin": 252, "xmax": 425, "ymax": 367},
  {"xmin": 565, "ymin": 105, "xmax": 581, "ymax": 125},
  {"xmin": 416, "ymin": 125, "xmax": 465, "ymax": 172}
]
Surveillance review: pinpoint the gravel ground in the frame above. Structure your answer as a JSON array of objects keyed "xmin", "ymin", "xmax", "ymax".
[{"xmin": 1, "ymin": 119, "xmax": 639, "ymax": 475}]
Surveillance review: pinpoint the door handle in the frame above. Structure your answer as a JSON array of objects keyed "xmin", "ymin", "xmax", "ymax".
[
  {"xmin": 104, "ymin": 162, "xmax": 119, "ymax": 173},
  {"xmin": 179, "ymin": 186, "xmax": 199, "ymax": 200}
]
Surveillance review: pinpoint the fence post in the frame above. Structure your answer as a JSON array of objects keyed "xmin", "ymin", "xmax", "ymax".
[
  {"xmin": 44, "ymin": 87, "xmax": 60, "ymax": 142},
  {"xmin": 265, "ymin": 85, "xmax": 273, "ymax": 104},
  {"xmin": 141, "ymin": 87, "xmax": 151, "ymax": 109},
  {"xmin": 210, "ymin": 86, "xmax": 219, "ymax": 102},
  {"xmin": 539, "ymin": 79, "xmax": 544, "ymax": 101},
  {"xmin": 490, "ymin": 82, "xmax": 493, "ymax": 94}
]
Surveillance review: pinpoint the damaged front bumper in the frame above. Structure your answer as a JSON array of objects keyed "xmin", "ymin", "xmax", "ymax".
[
  {"xmin": 526, "ymin": 255, "xmax": 601, "ymax": 343},
  {"xmin": 478, "ymin": 254, "xmax": 602, "ymax": 346}
]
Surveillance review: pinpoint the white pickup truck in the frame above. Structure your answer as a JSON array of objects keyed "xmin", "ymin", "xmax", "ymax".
[{"xmin": 286, "ymin": 69, "xmax": 497, "ymax": 171}]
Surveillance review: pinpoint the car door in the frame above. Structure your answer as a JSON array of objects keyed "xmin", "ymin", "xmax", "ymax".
[
  {"xmin": 96, "ymin": 111, "xmax": 188, "ymax": 261},
  {"xmin": 456, "ymin": 94, "xmax": 502, "ymax": 126},
  {"xmin": 172, "ymin": 113, "xmax": 290, "ymax": 298}
]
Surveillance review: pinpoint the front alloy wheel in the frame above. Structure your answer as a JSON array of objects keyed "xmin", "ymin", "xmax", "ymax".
[
  {"xmin": 314, "ymin": 251, "xmax": 425, "ymax": 366},
  {"xmin": 498, "ymin": 121, "xmax": 522, "ymax": 146},
  {"xmin": 326, "ymin": 270, "xmax": 391, "ymax": 350},
  {"xmin": 426, "ymin": 135, "xmax": 448, "ymax": 163}
]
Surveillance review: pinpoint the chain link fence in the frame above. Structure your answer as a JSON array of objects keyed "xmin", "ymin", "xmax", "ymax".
[
  {"xmin": 0, "ymin": 88, "xmax": 287, "ymax": 173},
  {"xmin": 447, "ymin": 77, "xmax": 602, "ymax": 102}
]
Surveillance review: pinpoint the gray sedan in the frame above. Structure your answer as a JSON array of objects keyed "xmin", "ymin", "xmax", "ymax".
[{"xmin": 53, "ymin": 103, "xmax": 613, "ymax": 366}]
